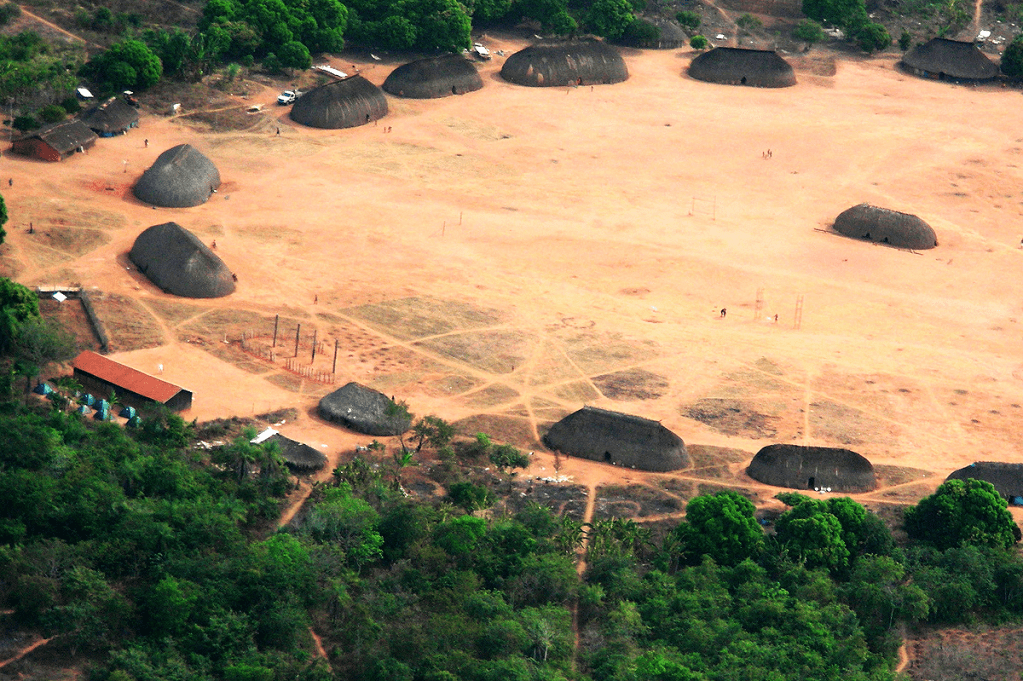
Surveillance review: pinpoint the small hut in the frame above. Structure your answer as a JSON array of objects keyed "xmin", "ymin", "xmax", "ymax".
[
  {"xmin": 383, "ymin": 54, "xmax": 484, "ymax": 98},
  {"xmin": 946, "ymin": 462, "xmax": 1023, "ymax": 504},
  {"xmin": 500, "ymin": 40, "xmax": 629, "ymax": 87},
  {"xmin": 266, "ymin": 433, "xmax": 329, "ymax": 473},
  {"xmin": 129, "ymin": 222, "xmax": 235, "ymax": 298},
  {"xmin": 689, "ymin": 47, "xmax": 796, "ymax": 87},
  {"xmin": 747, "ymin": 444, "xmax": 877, "ymax": 492},
  {"xmin": 11, "ymin": 119, "xmax": 97, "ymax": 161},
  {"xmin": 901, "ymin": 38, "xmax": 998, "ymax": 82},
  {"xmin": 318, "ymin": 382, "xmax": 411, "ymax": 435},
  {"xmin": 290, "ymin": 76, "xmax": 388, "ymax": 129},
  {"xmin": 80, "ymin": 96, "xmax": 139, "ymax": 136},
  {"xmin": 133, "ymin": 144, "xmax": 221, "ymax": 208},
  {"xmin": 833, "ymin": 204, "xmax": 937, "ymax": 250},
  {"xmin": 543, "ymin": 406, "xmax": 688, "ymax": 472}
]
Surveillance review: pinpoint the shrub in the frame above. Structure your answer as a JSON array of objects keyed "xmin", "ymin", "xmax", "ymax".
[
  {"xmin": 736, "ymin": 13, "xmax": 763, "ymax": 31},
  {"xmin": 690, "ymin": 34, "xmax": 709, "ymax": 49},
  {"xmin": 37, "ymin": 104, "xmax": 65, "ymax": 124},
  {"xmin": 620, "ymin": 18, "xmax": 661, "ymax": 45},
  {"xmin": 59, "ymin": 97, "xmax": 81, "ymax": 114},
  {"xmin": 1002, "ymin": 34, "xmax": 1023, "ymax": 76},
  {"xmin": 899, "ymin": 29, "xmax": 912, "ymax": 51},
  {"xmin": 12, "ymin": 115, "xmax": 38, "ymax": 132},
  {"xmin": 676, "ymin": 10, "xmax": 701, "ymax": 31},
  {"xmin": 0, "ymin": 2, "xmax": 20, "ymax": 26},
  {"xmin": 855, "ymin": 22, "xmax": 890, "ymax": 52},
  {"xmin": 793, "ymin": 18, "xmax": 825, "ymax": 44}
]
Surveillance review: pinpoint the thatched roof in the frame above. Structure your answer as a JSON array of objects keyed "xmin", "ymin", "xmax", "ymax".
[
  {"xmin": 129, "ymin": 222, "xmax": 235, "ymax": 298},
  {"xmin": 15, "ymin": 119, "xmax": 97, "ymax": 155},
  {"xmin": 79, "ymin": 96, "xmax": 139, "ymax": 134},
  {"xmin": 133, "ymin": 144, "xmax": 221, "ymax": 208},
  {"xmin": 266, "ymin": 433, "xmax": 328, "ymax": 472},
  {"xmin": 689, "ymin": 47, "xmax": 796, "ymax": 87},
  {"xmin": 833, "ymin": 204, "xmax": 937, "ymax": 250},
  {"xmin": 543, "ymin": 406, "xmax": 688, "ymax": 472},
  {"xmin": 290, "ymin": 75, "xmax": 388, "ymax": 129},
  {"xmin": 747, "ymin": 444, "xmax": 877, "ymax": 492},
  {"xmin": 500, "ymin": 40, "xmax": 629, "ymax": 87},
  {"xmin": 947, "ymin": 462, "xmax": 1023, "ymax": 499},
  {"xmin": 901, "ymin": 38, "xmax": 998, "ymax": 81},
  {"xmin": 318, "ymin": 382, "xmax": 411, "ymax": 435},
  {"xmin": 383, "ymin": 54, "xmax": 484, "ymax": 98}
]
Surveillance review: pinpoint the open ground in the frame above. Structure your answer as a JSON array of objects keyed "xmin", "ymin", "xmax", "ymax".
[{"xmin": 5, "ymin": 38, "xmax": 1023, "ymax": 533}]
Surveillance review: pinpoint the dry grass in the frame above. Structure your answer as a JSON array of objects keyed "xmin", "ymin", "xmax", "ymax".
[
  {"xmin": 90, "ymin": 292, "xmax": 164, "ymax": 352},
  {"xmin": 141, "ymin": 299, "xmax": 208, "ymax": 326},
  {"xmin": 453, "ymin": 413, "xmax": 535, "ymax": 447},
  {"xmin": 593, "ymin": 367, "xmax": 670, "ymax": 400},
  {"xmin": 347, "ymin": 296, "xmax": 505, "ymax": 341}
]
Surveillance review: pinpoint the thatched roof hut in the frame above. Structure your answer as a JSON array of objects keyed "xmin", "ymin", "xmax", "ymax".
[
  {"xmin": 80, "ymin": 96, "xmax": 139, "ymax": 136},
  {"xmin": 500, "ymin": 40, "xmax": 629, "ymax": 87},
  {"xmin": 129, "ymin": 222, "xmax": 235, "ymax": 298},
  {"xmin": 290, "ymin": 75, "xmax": 388, "ymax": 129},
  {"xmin": 689, "ymin": 47, "xmax": 796, "ymax": 87},
  {"xmin": 11, "ymin": 119, "xmax": 97, "ymax": 161},
  {"xmin": 947, "ymin": 462, "xmax": 1023, "ymax": 502},
  {"xmin": 133, "ymin": 144, "xmax": 221, "ymax": 208},
  {"xmin": 833, "ymin": 204, "xmax": 937, "ymax": 250},
  {"xmin": 747, "ymin": 444, "xmax": 877, "ymax": 492},
  {"xmin": 318, "ymin": 382, "xmax": 411, "ymax": 435},
  {"xmin": 266, "ymin": 433, "xmax": 328, "ymax": 472},
  {"xmin": 383, "ymin": 54, "xmax": 484, "ymax": 98},
  {"xmin": 543, "ymin": 406, "xmax": 688, "ymax": 472},
  {"xmin": 901, "ymin": 38, "xmax": 998, "ymax": 82}
]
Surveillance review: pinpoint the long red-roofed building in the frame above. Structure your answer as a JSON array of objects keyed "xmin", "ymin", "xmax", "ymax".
[{"xmin": 72, "ymin": 350, "xmax": 193, "ymax": 411}]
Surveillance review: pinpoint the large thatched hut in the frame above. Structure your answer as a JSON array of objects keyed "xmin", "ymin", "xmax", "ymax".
[
  {"xmin": 833, "ymin": 204, "xmax": 937, "ymax": 250},
  {"xmin": 947, "ymin": 462, "xmax": 1023, "ymax": 503},
  {"xmin": 318, "ymin": 382, "xmax": 411, "ymax": 435},
  {"xmin": 901, "ymin": 38, "xmax": 998, "ymax": 82},
  {"xmin": 689, "ymin": 47, "xmax": 796, "ymax": 87},
  {"xmin": 267, "ymin": 433, "xmax": 328, "ymax": 473},
  {"xmin": 500, "ymin": 40, "xmax": 628, "ymax": 87},
  {"xmin": 543, "ymin": 406, "xmax": 688, "ymax": 472},
  {"xmin": 80, "ymin": 96, "xmax": 139, "ymax": 136},
  {"xmin": 129, "ymin": 222, "xmax": 235, "ymax": 298},
  {"xmin": 747, "ymin": 444, "xmax": 877, "ymax": 492},
  {"xmin": 383, "ymin": 54, "xmax": 484, "ymax": 98},
  {"xmin": 133, "ymin": 144, "xmax": 220, "ymax": 208},
  {"xmin": 290, "ymin": 76, "xmax": 388, "ymax": 129}
]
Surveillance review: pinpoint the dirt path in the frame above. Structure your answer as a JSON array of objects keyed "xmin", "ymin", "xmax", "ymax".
[
  {"xmin": 0, "ymin": 636, "xmax": 53, "ymax": 670},
  {"xmin": 309, "ymin": 627, "xmax": 331, "ymax": 669},
  {"xmin": 17, "ymin": 6, "xmax": 101, "ymax": 48},
  {"xmin": 896, "ymin": 639, "xmax": 910, "ymax": 673}
]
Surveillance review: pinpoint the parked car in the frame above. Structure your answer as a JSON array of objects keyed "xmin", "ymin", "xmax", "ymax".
[{"xmin": 277, "ymin": 90, "xmax": 298, "ymax": 105}]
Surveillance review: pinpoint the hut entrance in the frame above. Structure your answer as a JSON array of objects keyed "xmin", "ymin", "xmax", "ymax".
[
  {"xmin": 604, "ymin": 451, "xmax": 612, "ymax": 462},
  {"xmin": 808, "ymin": 476, "xmax": 815, "ymax": 490},
  {"xmin": 741, "ymin": 76, "xmax": 747, "ymax": 84},
  {"xmin": 452, "ymin": 86, "xmax": 457, "ymax": 94}
]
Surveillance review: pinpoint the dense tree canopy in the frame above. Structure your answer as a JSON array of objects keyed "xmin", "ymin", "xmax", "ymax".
[
  {"xmin": 802, "ymin": 0, "xmax": 867, "ymax": 31},
  {"xmin": 904, "ymin": 478, "xmax": 1021, "ymax": 550},
  {"xmin": 1002, "ymin": 34, "xmax": 1023, "ymax": 77},
  {"xmin": 674, "ymin": 491, "xmax": 764, "ymax": 566},
  {"xmin": 84, "ymin": 39, "xmax": 163, "ymax": 92}
]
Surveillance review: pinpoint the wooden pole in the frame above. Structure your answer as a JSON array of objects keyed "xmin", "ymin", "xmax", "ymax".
[
  {"xmin": 311, "ymin": 329, "xmax": 318, "ymax": 362},
  {"xmin": 332, "ymin": 339, "xmax": 338, "ymax": 374},
  {"xmin": 272, "ymin": 314, "xmax": 279, "ymax": 347},
  {"xmin": 294, "ymin": 323, "xmax": 301, "ymax": 358}
]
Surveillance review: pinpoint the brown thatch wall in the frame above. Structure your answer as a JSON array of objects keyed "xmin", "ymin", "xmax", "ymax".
[
  {"xmin": 133, "ymin": 144, "xmax": 220, "ymax": 208},
  {"xmin": 901, "ymin": 38, "xmax": 998, "ymax": 82},
  {"xmin": 383, "ymin": 54, "xmax": 484, "ymax": 98},
  {"xmin": 129, "ymin": 222, "xmax": 235, "ymax": 299},
  {"xmin": 747, "ymin": 444, "xmax": 877, "ymax": 492},
  {"xmin": 833, "ymin": 203, "xmax": 937, "ymax": 250},
  {"xmin": 267, "ymin": 433, "xmax": 328, "ymax": 472},
  {"xmin": 947, "ymin": 462, "xmax": 1023, "ymax": 500},
  {"xmin": 542, "ymin": 406, "xmax": 688, "ymax": 472},
  {"xmin": 290, "ymin": 76, "xmax": 388, "ymax": 129},
  {"xmin": 318, "ymin": 382, "xmax": 411, "ymax": 435},
  {"xmin": 689, "ymin": 47, "xmax": 796, "ymax": 87},
  {"xmin": 500, "ymin": 40, "xmax": 629, "ymax": 87}
]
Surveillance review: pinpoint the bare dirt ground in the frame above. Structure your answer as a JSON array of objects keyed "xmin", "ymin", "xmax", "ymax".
[{"xmin": 6, "ymin": 39, "xmax": 1023, "ymax": 548}]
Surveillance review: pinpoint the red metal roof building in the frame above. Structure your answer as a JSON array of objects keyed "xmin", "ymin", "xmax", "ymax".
[{"xmin": 72, "ymin": 350, "xmax": 193, "ymax": 412}]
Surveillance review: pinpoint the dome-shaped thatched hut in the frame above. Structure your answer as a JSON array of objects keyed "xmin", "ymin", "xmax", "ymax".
[
  {"xmin": 747, "ymin": 444, "xmax": 877, "ymax": 492},
  {"xmin": 833, "ymin": 204, "xmax": 937, "ymax": 250},
  {"xmin": 129, "ymin": 222, "xmax": 235, "ymax": 298},
  {"xmin": 133, "ymin": 144, "xmax": 220, "ymax": 208},
  {"xmin": 266, "ymin": 433, "xmax": 328, "ymax": 473},
  {"xmin": 543, "ymin": 406, "xmax": 688, "ymax": 472},
  {"xmin": 689, "ymin": 47, "xmax": 796, "ymax": 87},
  {"xmin": 501, "ymin": 40, "xmax": 629, "ymax": 87},
  {"xmin": 947, "ymin": 462, "xmax": 1023, "ymax": 503},
  {"xmin": 901, "ymin": 38, "xmax": 998, "ymax": 82},
  {"xmin": 318, "ymin": 382, "xmax": 411, "ymax": 435},
  {"xmin": 290, "ymin": 76, "xmax": 388, "ymax": 129},
  {"xmin": 383, "ymin": 54, "xmax": 484, "ymax": 98}
]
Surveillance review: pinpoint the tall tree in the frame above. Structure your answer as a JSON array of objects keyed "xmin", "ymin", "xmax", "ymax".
[
  {"xmin": 904, "ymin": 478, "xmax": 1021, "ymax": 550},
  {"xmin": 674, "ymin": 491, "xmax": 764, "ymax": 567}
]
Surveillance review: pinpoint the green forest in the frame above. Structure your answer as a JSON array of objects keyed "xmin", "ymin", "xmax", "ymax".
[{"xmin": 3, "ymin": 280, "xmax": 1023, "ymax": 680}]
